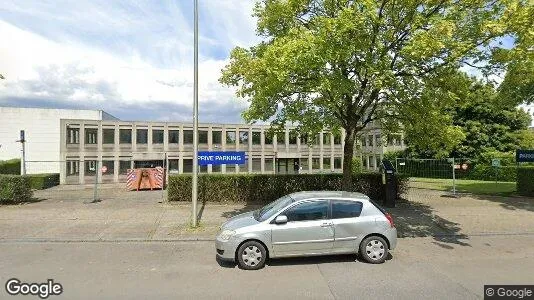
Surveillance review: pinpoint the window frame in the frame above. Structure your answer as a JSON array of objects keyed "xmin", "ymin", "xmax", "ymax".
[
  {"xmin": 276, "ymin": 199, "xmax": 330, "ymax": 223},
  {"xmin": 330, "ymin": 200, "xmax": 363, "ymax": 219}
]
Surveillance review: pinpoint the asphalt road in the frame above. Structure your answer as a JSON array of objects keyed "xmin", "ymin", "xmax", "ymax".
[{"xmin": 1, "ymin": 235, "xmax": 534, "ymax": 300}]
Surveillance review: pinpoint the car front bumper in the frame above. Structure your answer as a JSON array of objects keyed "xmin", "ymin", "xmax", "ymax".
[{"xmin": 215, "ymin": 236, "xmax": 239, "ymax": 262}]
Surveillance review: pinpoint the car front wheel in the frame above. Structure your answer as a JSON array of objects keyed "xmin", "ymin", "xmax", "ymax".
[
  {"xmin": 237, "ymin": 241, "xmax": 266, "ymax": 270},
  {"xmin": 359, "ymin": 236, "xmax": 389, "ymax": 264}
]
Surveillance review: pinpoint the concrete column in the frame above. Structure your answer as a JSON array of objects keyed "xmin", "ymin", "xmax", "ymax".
[
  {"xmin": 97, "ymin": 122, "xmax": 103, "ymax": 184},
  {"xmin": 132, "ymin": 123, "xmax": 137, "ymax": 153},
  {"xmin": 319, "ymin": 132, "xmax": 324, "ymax": 171},
  {"xmin": 148, "ymin": 124, "xmax": 153, "ymax": 153},
  {"xmin": 221, "ymin": 126, "xmax": 226, "ymax": 174},
  {"xmin": 163, "ymin": 123, "xmax": 169, "ymax": 153},
  {"xmin": 113, "ymin": 158, "xmax": 119, "ymax": 183},
  {"xmin": 79, "ymin": 122, "xmax": 86, "ymax": 184},
  {"xmin": 260, "ymin": 128, "xmax": 265, "ymax": 173},
  {"xmin": 248, "ymin": 127, "xmax": 253, "ymax": 173}
]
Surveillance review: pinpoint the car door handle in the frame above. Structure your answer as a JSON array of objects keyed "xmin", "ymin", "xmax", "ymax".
[{"xmin": 321, "ymin": 222, "xmax": 333, "ymax": 227}]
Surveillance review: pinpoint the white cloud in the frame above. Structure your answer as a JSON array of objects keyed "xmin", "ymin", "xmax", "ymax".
[{"xmin": 0, "ymin": 1, "xmax": 259, "ymax": 121}]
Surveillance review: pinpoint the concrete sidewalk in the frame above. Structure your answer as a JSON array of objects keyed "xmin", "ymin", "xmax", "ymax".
[{"xmin": 1, "ymin": 184, "xmax": 534, "ymax": 242}]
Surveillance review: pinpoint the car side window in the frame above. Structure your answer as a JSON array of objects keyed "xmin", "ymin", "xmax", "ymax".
[
  {"xmin": 284, "ymin": 201, "xmax": 328, "ymax": 222},
  {"xmin": 331, "ymin": 201, "xmax": 363, "ymax": 219}
]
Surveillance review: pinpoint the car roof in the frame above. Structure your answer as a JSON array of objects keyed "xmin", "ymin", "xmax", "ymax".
[{"xmin": 288, "ymin": 191, "xmax": 370, "ymax": 201}]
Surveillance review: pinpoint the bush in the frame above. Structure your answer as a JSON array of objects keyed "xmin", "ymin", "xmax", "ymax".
[
  {"xmin": 466, "ymin": 165, "xmax": 517, "ymax": 182},
  {"xmin": 351, "ymin": 157, "xmax": 363, "ymax": 174},
  {"xmin": 0, "ymin": 175, "xmax": 33, "ymax": 204},
  {"xmin": 517, "ymin": 167, "xmax": 534, "ymax": 197},
  {"xmin": 168, "ymin": 173, "xmax": 408, "ymax": 204},
  {"xmin": 28, "ymin": 173, "xmax": 60, "ymax": 190},
  {"xmin": 0, "ymin": 159, "xmax": 21, "ymax": 175}
]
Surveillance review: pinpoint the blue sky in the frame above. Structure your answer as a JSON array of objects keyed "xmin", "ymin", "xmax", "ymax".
[{"xmin": 0, "ymin": 0, "xmax": 260, "ymax": 122}]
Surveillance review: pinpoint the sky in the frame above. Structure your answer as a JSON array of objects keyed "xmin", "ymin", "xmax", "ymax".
[{"xmin": 0, "ymin": 0, "xmax": 261, "ymax": 123}]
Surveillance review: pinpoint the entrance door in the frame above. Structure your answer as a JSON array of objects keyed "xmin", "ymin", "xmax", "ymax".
[{"xmin": 276, "ymin": 158, "xmax": 300, "ymax": 174}]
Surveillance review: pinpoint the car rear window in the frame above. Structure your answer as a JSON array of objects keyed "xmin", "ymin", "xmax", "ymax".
[
  {"xmin": 369, "ymin": 199, "xmax": 387, "ymax": 215},
  {"xmin": 331, "ymin": 200, "xmax": 363, "ymax": 219}
]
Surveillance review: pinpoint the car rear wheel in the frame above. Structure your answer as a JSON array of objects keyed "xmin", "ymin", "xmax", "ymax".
[
  {"xmin": 359, "ymin": 236, "xmax": 388, "ymax": 264},
  {"xmin": 237, "ymin": 241, "xmax": 266, "ymax": 270}
]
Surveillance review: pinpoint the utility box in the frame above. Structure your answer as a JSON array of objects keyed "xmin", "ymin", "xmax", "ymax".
[{"xmin": 380, "ymin": 159, "xmax": 397, "ymax": 208}]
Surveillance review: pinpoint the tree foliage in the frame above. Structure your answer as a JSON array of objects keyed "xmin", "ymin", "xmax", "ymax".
[{"xmin": 220, "ymin": 0, "xmax": 531, "ymax": 189}]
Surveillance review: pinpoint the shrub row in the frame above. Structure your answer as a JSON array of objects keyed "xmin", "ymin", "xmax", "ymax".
[
  {"xmin": 0, "ymin": 159, "xmax": 21, "ymax": 175},
  {"xmin": 0, "ymin": 175, "xmax": 33, "ymax": 204},
  {"xmin": 168, "ymin": 173, "xmax": 408, "ymax": 204},
  {"xmin": 517, "ymin": 167, "xmax": 534, "ymax": 197},
  {"xmin": 28, "ymin": 173, "xmax": 60, "ymax": 190},
  {"xmin": 465, "ymin": 165, "xmax": 517, "ymax": 182}
]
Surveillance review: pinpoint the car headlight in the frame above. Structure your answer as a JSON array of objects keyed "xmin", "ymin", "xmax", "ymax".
[{"xmin": 218, "ymin": 229, "xmax": 236, "ymax": 241}]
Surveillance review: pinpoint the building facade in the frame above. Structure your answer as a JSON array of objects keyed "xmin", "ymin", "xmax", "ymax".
[
  {"xmin": 0, "ymin": 107, "xmax": 118, "ymax": 174},
  {"xmin": 59, "ymin": 118, "xmax": 405, "ymax": 184}
]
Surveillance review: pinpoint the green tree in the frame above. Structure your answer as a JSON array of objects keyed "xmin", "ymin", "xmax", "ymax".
[{"xmin": 220, "ymin": 0, "xmax": 530, "ymax": 189}]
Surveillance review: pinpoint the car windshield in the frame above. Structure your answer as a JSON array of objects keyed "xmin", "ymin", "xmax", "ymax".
[{"xmin": 255, "ymin": 195, "xmax": 293, "ymax": 222}]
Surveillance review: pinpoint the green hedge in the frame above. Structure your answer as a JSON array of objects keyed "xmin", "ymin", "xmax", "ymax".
[
  {"xmin": 0, "ymin": 159, "xmax": 21, "ymax": 175},
  {"xmin": 168, "ymin": 173, "xmax": 408, "ymax": 204},
  {"xmin": 0, "ymin": 175, "xmax": 33, "ymax": 204},
  {"xmin": 517, "ymin": 167, "xmax": 534, "ymax": 197},
  {"xmin": 28, "ymin": 173, "xmax": 60, "ymax": 190},
  {"xmin": 466, "ymin": 165, "xmax": 517, "ymax": 182}
]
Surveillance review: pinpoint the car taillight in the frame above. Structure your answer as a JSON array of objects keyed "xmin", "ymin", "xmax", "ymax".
[{"xmin": 385, "ymin": 213, "xmax": 395, "ymax": 228}]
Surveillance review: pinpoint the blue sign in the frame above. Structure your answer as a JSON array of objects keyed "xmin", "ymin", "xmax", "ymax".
[
  {"xmin": 516, "ymin": 150, "xmax": 534, "ymax": 163},
  {"xmin": 198, "ymin": 151, "xmax": 246, "ymax": 166}
]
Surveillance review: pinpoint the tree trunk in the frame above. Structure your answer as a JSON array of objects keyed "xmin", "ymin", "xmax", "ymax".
[{"xmin": 342, "ymin": 127, "xmax": 356, "ymax": 191}]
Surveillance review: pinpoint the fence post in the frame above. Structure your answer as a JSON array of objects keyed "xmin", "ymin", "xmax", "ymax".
[{"xmin": 452, "ymin": 157, "xmax": 456, "ymax": 196}]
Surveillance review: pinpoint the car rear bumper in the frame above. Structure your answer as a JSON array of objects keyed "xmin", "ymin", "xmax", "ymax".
[{"xmin": 383, "ymin": 227, "xmax": 397, "ymax": 250}]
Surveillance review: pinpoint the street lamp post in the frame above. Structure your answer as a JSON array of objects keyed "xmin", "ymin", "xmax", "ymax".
[{"xmin": 192, "ymin": 0, "xmax": 199, "ymax": 227}]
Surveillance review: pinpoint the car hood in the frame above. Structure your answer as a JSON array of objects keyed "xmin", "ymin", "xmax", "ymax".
[{"xmin": 222, "ymin": 211, "xmax": 259, "ymax": 231}]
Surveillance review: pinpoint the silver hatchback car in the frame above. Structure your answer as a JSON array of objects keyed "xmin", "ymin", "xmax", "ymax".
[{"xmin": 216, "ymin": 191, "xmax": 397, "ymax": 270}]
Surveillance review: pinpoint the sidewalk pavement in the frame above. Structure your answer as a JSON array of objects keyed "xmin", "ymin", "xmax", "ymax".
[{"xmin": 0, "ymin": 184, "xmax": 534, "ymax": 242}]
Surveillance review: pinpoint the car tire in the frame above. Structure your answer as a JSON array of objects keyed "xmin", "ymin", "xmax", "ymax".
[
  {"xmin": 237, "ymin": 241, "xmax": 267, "ymax": 270},
  {"xmin": 359, "ymin": 236, "xmax": 389, "ymax": 264}
]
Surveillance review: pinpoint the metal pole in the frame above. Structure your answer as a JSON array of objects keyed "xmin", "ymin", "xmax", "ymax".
[
  {"xmin": 21, "ymin": 141, "xmax": 26, "ymax": 176},
  {"xmin": 93, "ymin": 160, "xmax": 99, "ymax": 202},
  {"xmin": 192, "ymin": 0, "xmax": 199, "ymax": 227},
  {"xmin": 452, "ymin": 157, "xmax": 456, "ymax": 196}
]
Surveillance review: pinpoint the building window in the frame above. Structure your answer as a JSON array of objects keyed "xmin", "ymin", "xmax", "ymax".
[
  {"xmin": 239, "ymin": 157, "xmax": 248, "ymax": 172},
  {"xmin": 265, "ymin": 132, "xmax": 274, "ymax": 144},
  {"xmin": 199, "ymin": 130, "xmax": 208, "ymax": 144},
  {"xmin": 314, "ymin": 134, "xmax": 320, "ymax": 145},
  {"xmin": 103, "ymin": 129, "xmax": 115, "ymax": 144},
  {"xmin": 168, "ymin": 160, "xmax": 179, "ymax": 173},
  {"xmin": 289, "ymin": 132, "xmax": 298, "ymax": 145},
  {"xmin": 334, "ymin": 157, "xmax": 342, "ymax": 169},
  {"xmin": 375, "ymin": 134, "xmax": 381, "ymax": 146},
  {"xmin": 85, "ymin": 128, "xmax": 98, "ymax": 144},
  {"xmin": 376, "ymin": 156, "xmax": 381, "ymax": 168},
  {"xmin": 102, "ymin": 160, "xmax": 115, "ymax": 175},
  {"xmin": 312, "ymin": 157, "xmax": 321, "ymax": 169},
  {"xmin": 368, "ymin": 135, "xmax": 374, "ymax": 147},
  {"xmin": 226, "ymin": 131, "xmax": 236, "ymax": 144},
  {"xmin": 119, "ymin": 161, "xmax": 130, "ymax": 175},
  {"xmin": 361, "ymin": 136, "xmax": 366, "ymax": 147},
  {"xmin": 84, "ymin": 160, "xmax": 97, "ymax": 176},
  {"xmin": 169, "ymin": 130, "xmax": 179, "ymax": 144},
  {"xmin": 323, "ymin": 157, "xmax": 331, "ymax": 170},
  {"xmin": 136, "ymin": 129, "xmax": 148, "ymax": 144},
  {"xmin": 300, "ymin": 158, "xmax": 309, "ymax": 171},
  {"xmin": 252, "ymin": 132, "xmax": 261, "ymax": 145},
  {"xmin": 239, "ymin": 131, "xmax": 248, "ymax": 144},
  {"xmin": 152, "ymin": 129, "xmax": 164, "ymax": 144},
  {"xmin": 333, "ymin": 133, "xmax": 342, "ymax": 144},
  {"xmin": 264, "ymin": 158, "xmax": 273, "ymax": 172},
  {"xmin": 66, "ymin": 160, "xmax": 79, "ymax": 176},
  {"xmin": 184, "ymin": 130, "xmax": 194, "ymax": 144},
  {"xmin": 226, "ymin": 164, "xmax": 236, "ymax": 173},
  {"xmin": 362, "ymin": 156, "xmax": 368, "ymax": 168},
  {"xmin": 369, "ymin": 156, "xmax": 375, "ymax": 168},
  {"xmin": 119, "ymin": 129, "xmax": 132, "ymax": 144},
  {"xmin": 67, "ymin": 127, "xmax": 79, "ymax": 144},
  {"xmin": 183, "ymin": 159, "xmax": 193, "ymax": 173},
  {"xmin": 199, "ymin": 165, "xmax": 208, "ymax": 173},
  {"xmin": 212, "ymin": 131, "xmax": 222, "ymax": 144},
  {"xmin": 252, "ymin": 158, "xmax": 261, "ymax": 172},
  {"xmin": 212, "ymin": 165, "xmax": 221, "ymax": 172},
  {"xmin": 323, "ymin": 133, "xmax": 331, "ymax": 146}
]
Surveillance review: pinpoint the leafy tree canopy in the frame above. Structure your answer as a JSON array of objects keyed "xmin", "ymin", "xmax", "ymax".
[{"xmin": 220, "ymin": 0, "xmax": 532, "ymax": 189}]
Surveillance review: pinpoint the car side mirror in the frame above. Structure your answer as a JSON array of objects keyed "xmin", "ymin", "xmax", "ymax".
[{"xmin": 274, "ymin": 215, "xmax": 288, "ymax": 224}]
